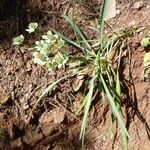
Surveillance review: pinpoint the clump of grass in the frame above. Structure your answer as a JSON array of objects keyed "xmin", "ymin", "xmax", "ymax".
[
  {"xmin": 50, "ymin": 2, "xmax": 130, "ymax": 149},
  {"xmin": 50, "ymin": 2, "xmax": 138, "ymax": 149},
  {"xmin": 41, "ymin": 15, "xmax": 133, "ymax": 149}
]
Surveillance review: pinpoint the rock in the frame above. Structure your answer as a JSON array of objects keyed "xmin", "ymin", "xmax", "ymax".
[
  {"xmin": 116, "ymin": 9, "xmax": 121, "ymax": 15},
  {"xmin": 105, "ymin": 0, "xmax": 117, "ymax": 20},
  {"xmin": 133, "ymin": 1, "xmax": 143, "ymax": 10},
  {"xmin": 0, "ymin": 93, "xmax": 11, "ymax": 105},
  {"xmin": 129, "ymin": 21, "xmax": 136, "ymax": 26}
]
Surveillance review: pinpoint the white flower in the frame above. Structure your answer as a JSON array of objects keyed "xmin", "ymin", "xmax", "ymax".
[
  {"xmin": 13, "ymin": 35, "xmax": 24, "ymax": 45},
  {"xmin": 26, "ymin": 22, "xmax": 38, "ymax": 33},
  {"xmin": 42, "ymin": 31, "xmax": 58, "ymax": 44},
  {"xmin": 33, "ymin": 52, "xmax": 46, "ymax": 65}
]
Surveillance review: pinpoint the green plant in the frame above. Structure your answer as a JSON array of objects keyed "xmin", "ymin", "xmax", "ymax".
[
  {"xmin": 13, "ymin": 24, "xmax": 68, "ymax": 71},
  {"xmin": 141, "ymin": 37, "xmax": 150, "ymax": 47},
  {"xmin": 141, "ymin": 35, "xmax": 150, "ymax": 80},
  {"xmin": 13, "ymin": 35, "xmax": 24, "ymax": 45},
  {"xmin": 26, "ymin": 22, "xmax": 38, "ymax": 33},
  {"xmin": 51, "ymin": 13, "xmax": 133, "ymax": 149},
  {"xmin": 48, "ymin": 0, "xmax": 132, "ymax": 148},
  {"xmin": 32, "ymin": 30, "xmax": 68, "ymax": 70}
]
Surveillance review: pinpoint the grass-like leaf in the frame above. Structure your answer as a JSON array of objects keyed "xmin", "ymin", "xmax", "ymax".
[
  {"xmin": 116, "ymin": 71, "xmax": 121, "ymax": 109},
  {"xmin": 30, "ymin": 70, "xmax": 85, "ymax": 117},
  {"xmin": 79, "ymin": 74, "xmax": 96, "ymax": 145},
  {"xmin": 50, "ymin": 27, "xmax": 96, "ymax": 57},
  {"xmin": 50, "ymin": 27, "xmax": 85, "ymax": 51},
  {"xmin": 99, "ymin": 0, "xmax": 109, "ymax": 49},
  {"xmin": 62, "ymin": 14, "xmax": 91, "ymax": 50},
  {"xmin": 100, "ymin": 74, "xmax": 129, "ymax": 147}
]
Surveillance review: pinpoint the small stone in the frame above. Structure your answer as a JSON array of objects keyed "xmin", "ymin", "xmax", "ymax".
[
  {"xmin": 19, "ymin": 47, "xmax": 25, "ymax": 53},
  {"xmin": 116, "ymin": 9, "xmax": 121, "ymax": 15},
  {"xmin": 105, "ymin": 0, "xmax": 116, "ymax": 20},
  {"xmin": 129, "ymin": 21, "xmax": 136, "ymax": 26},
  {"xmin": 0, "ymin": 93, "xmax": 11, "ymax": 105},
  {"xmin": 133, "ymin": 1, "xmax": 143, "ymax": 10},
  {"xmin": 26, "ymin": 62, "xmax": 32, "ymax": 71}
]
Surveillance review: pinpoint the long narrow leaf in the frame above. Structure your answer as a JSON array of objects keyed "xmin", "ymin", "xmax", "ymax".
[
  {"xmin": 30, "ymin": 70, "xmax": 85, "ymax": 115},
  {"xmin": 116, "ymin": 71, "xmax": 121, "ymax": 97},
  {"xmin": 62, "ymin": 14, "xmax": 91, "ymax": 50},
  {"xmin": 50, "ymin": 28, "xmax": 96, "ymax": 57},
  {"xmin": 50, "ymin": 27, "xmax": 85, "ymax": 51},
  {"xmin": 120, "ymin": 127, "xmax": 129, "ymax": 150},
  {"xmin": 99, "ymin": 0, "xmax": 109, "ymax": 49},
  {"xmin": 100, "ymin": 74, "xmax": 129, "ymax": 140},
  {"xmin": 76, "ymin": 95, "xmax": 88, "ymax": 115},
  {"xmin": 80, "ymin": 75, "xmax": 96, "ymax": 145}
]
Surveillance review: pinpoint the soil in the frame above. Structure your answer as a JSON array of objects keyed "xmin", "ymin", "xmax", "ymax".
[{"xmin": 0, "ymin": 0, "xmax": 150, "ymax": 150}]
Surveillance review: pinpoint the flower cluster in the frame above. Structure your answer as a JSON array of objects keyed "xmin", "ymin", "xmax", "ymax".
[
  {"xmin": 33, "ymin": 30, "xmax": 68, "ymax": 70},
  {"xmin": 13, "ymin": 23, "xmax": 68, "ymax": 71}
]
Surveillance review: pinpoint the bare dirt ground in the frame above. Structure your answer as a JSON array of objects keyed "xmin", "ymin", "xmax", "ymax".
[{"xmin": 0, "ymin": 0, "xmax": 150, "ymax": 150}]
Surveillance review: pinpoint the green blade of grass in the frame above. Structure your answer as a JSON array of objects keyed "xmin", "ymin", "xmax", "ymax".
[
  {"xmin": 120, "ymin": 127, "xmax": 129, "ymax": 150},
  {"xmin": 29, "ymin": 70, "xmax": 85, "ymax": 118},
  {"xmin": 31, "ymin": 74, "xmax": 72, "ymax": 113},
  {"xmin": 116, "ymin": 71, "xmax": 121, "ymax": 98},
  {"xmin": 100, "ymin": 75, "xmax": 126, "ymax": 133},
  {"xmin": 99, "ymin": 0, "xmax": 110, "ymax": 49},
  {"xmin": 79, "ymin": 74, "xmax": 97, "ymax": 145},
  {"xmin": 100, "ymin": 74, "xmax": 129, "ymax": 149},
  {"xmin": 62, "ymin": 14, "xmax": 91, "ymax": 50},
  {"xmin": 76, "ymin": 95, "xmax": 88, "ymax": 115},
  {"xmin": 50, "ymin": 28, "xmax": 96, "ymax": 57},
  {"xmin": 50, "ymin": 27, "xmax": 85, "ymax": 51}
]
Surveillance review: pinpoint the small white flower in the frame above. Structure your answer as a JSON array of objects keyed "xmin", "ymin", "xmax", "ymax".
[
  {"xmin": 33, "ymin": 52, "xmax": 46, "ymax": 65},
  {"xmin": 42, "ymin": 31, "xmax": 59, "ymax": 44},
  {"xmin": 13, "ymin": 35, "xmax": 24, "ymax": 45},
  {"xmin": 26, "ymin": 22, "xmax": 38, "ymax": 33}
]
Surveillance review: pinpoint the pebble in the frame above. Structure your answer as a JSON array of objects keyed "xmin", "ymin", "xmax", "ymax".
[
  {"xmin": 133, "ymin": 1, "xmax": 143, "ymax": 10},
  {"xmin": 116, "ymin": 9, "xmax": 121, "ymax": 15},
  {"xmin": 129, "ymin": 21, "xmax": 136, "ymax": 26}
]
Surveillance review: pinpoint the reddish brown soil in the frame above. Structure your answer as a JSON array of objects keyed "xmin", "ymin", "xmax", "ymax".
[{"xmin": 0, "ymin": 0, "xmax": 150, "ymax": 150}]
